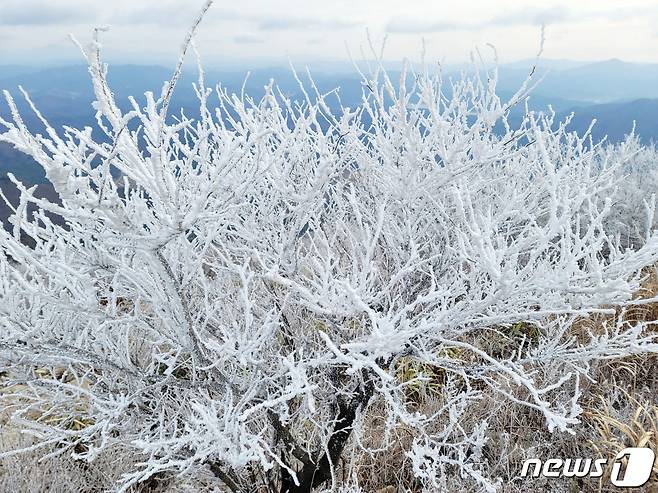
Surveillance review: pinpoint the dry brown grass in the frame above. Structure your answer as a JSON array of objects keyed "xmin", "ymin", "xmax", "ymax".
[
  {"xmin": 339, "ymin": 268, "xmax": 658, "ymax": 492},
  {"xmin": 584, "ymin": 391, "xmax": 658, "ymax": 492},
  {"xmin": 2, "ymin": 271, "xmax": 658, "ymax": 491}
]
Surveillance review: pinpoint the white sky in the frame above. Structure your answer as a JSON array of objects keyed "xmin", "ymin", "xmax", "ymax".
[{"xmin": 1, "ymin": 0, "xmax": 658, "ymax": 67}]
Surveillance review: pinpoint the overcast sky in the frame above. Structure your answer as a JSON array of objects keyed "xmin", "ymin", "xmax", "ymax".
[{"xmin": 1, "ymin": 0, "xmax": 658, "ymax": 67}]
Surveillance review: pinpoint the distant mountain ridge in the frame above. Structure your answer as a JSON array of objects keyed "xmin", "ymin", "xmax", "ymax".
[
  {"xmin": 557, "ymin": 99, "xmax": 658, "ymax": 144},
  {"xmin": 1, "ymin": 58, "xmax": 657, "ymax": 192}
]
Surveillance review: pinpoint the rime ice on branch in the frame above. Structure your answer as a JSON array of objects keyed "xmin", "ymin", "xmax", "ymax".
[{"xmin": 1, "ymin": 15, "xmax": 658, "ymax": 493}]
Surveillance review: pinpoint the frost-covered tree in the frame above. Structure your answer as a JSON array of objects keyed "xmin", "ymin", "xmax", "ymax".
[
  {"xmin": 604, "ymin": 134, "xmax": 658, "ymax": 248},
  {"xmin": 2, "ymin": 7, "xmax": 658, "ymax": 493}
]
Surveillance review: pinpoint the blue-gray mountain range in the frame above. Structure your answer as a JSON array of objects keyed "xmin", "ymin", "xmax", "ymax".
[{"xmin": 1, "ymin": 58, "xmax": 657, "ymax": 216}]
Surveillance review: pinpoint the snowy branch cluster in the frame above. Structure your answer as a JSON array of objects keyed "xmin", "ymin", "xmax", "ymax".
[
  {"xmin": 604, "ymin": 134, "xmax": 658, "ymax": 248},
  {"xmin": 1, "ymin": 27, "xmax": 658, "ymax": 493}
]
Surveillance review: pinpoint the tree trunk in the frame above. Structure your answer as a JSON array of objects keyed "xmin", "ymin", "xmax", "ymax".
[{"xmin": 279, "ymin": 382, "xmax": 374, "ymax": 493}]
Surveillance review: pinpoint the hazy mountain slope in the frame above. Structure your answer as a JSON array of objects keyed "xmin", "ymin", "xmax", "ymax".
[
  {"xmin": 495, "ymin": 59, "xmax": 658, "ymax": 104},
  {"xmin": 1, "ymin": 60, "xmax": 658, "ymax": 203},
  {"xmin": 558, "ymin": 98, "xmax": 658, "ymax": 144}
]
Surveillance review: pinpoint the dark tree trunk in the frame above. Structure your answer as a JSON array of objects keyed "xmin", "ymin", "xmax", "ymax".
[{"xmin": 279, "ymin": 380, "xmax": 374, "ymax": 493}]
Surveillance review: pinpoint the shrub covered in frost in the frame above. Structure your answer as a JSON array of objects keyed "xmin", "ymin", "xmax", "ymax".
[{"xmin": 1, "ymin": 5, "xmax": 658, "ymax": 492}]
